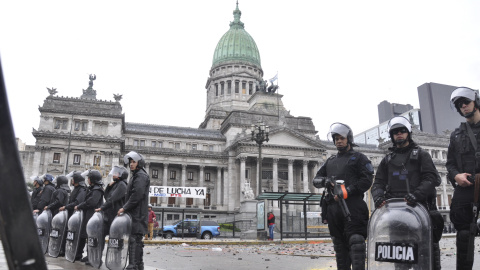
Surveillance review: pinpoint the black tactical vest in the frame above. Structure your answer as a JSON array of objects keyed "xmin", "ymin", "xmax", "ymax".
[
  {"xmin": 386, "ymin": 147, "xmax": 421, "ymax": 196},
  {"xmin": 325, "ymin": 150, "xmax": 360, "ymax": 187}
]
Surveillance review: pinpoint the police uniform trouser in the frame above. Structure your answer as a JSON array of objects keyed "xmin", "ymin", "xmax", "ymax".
[
  {"xmin": 126, "ymin": 234, "xmax": 144, "ymax": 270},
  {"xmin": 327, "ymin": 196, "xmax": 368, "ymax": 270},
  {"xmin": 450, "ymin": 197, "xmax": 475, "ymax": 270}
]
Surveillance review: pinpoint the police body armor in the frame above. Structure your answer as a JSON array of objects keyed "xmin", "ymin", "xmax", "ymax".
[
  {"xmin": 367, "ymin": 198, "xmax": 432, "ymax": 270},
  {"xmin": 386, "ymin": 149, "xmax": 421, "ymax": 197},
  {"xmin": 325, "ymin": 153, "xmax": 353, "ymax": 188},
  {"xmin": 48, "ymin": 211, "xmax": 68, "ymax": 257},
  {"xmin": 105, "ymin": 213, "xmax": 132, "ymax": 270},
  {"xmin": 36, "ymin": 209, "xmax": 52, "ymax": 254},
  {"xmin": 87, "ymin": 211, "xmax": 105, "ymax": 268},
  {"xmin": 65, "ymin": 210, "xmax": 83, "ymax": 262}
]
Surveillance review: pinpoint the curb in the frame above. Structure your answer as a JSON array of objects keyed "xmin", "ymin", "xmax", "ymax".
[{"xmin": 142, "ymin": 233, "xmax": 457, "ymax": 246}]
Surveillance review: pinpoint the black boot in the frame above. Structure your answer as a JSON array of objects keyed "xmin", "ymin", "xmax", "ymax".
[
  {"xmin": 349, "ymin": 234, "xmax": 365, "ymax": 270},
  {"xmin": 125, "ymin": 236, "xmax": 138, "ymax": 270},
  {"xmin": 332, "ymin": 237, "xmax": 351, "ymax": 270}
]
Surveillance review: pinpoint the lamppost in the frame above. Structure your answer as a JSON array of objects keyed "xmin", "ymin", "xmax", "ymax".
[{"xmin": 251, "ymin": 122, "xmax": 269, "ymax": 194}]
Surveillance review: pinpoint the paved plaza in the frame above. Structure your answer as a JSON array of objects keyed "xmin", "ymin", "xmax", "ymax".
[{"xmin": 1, "ymin": 235, "xmax": 480, "ymax": 269}]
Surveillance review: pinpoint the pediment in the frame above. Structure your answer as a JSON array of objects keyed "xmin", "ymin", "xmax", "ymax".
[{"xmin": 267, "ymin": 130, "xmax": 319, "ymax": 148}]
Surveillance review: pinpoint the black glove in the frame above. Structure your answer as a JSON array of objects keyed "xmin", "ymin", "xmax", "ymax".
[
  {"xmin": 404, "ymin": 193, "xmax": 417, "ymax": 206},
  {"xmin": 374, "ymin": 197, "xmax": 385, "ymax": 208},
  {"xmin": 313, "ymin": 177, "xmax": 325, "ymax": 188}
]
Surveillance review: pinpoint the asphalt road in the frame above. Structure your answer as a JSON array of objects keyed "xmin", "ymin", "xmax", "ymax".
[{"xmin": 1, "ymin": 235, "xmax": 479, "ymax": 269}]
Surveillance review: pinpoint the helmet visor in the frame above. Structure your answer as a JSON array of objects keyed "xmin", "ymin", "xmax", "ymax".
[
  {"xmin": 81, "ymin": 170, "xmax": 90, "ymax": 178},
  {"xmin": 109, "ymin": 166, "xmax": 125, "ymax": 178},
  {"xmin": 30, "ymin": 175, "xmax": 39, "ymax": 182},
  {"xmin": 450, "ymin": 87, "xmax": 477, "ymax": 111},
  {"xmin": 123, "ymin": 151, "xmax": 143, "ymax": 165},
  {"xmin": 66, "ymin": 171, "xmax": 76, "ymax": 180},
  {"xmin": 388, "ymin": 116, "xmax": 411, "ymax": 133},
  {"xmin": 327, "ymin": 123, "xmax": 351, "ymax": 141}
]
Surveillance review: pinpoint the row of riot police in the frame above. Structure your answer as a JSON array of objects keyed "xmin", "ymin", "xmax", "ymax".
[
  {"xmin": 31, "ymin": 151, "xmax": 150, "ymax": 270},
  {"xmin": 312, "ymin": 87, "xmax": 480, "ymax": 270}
]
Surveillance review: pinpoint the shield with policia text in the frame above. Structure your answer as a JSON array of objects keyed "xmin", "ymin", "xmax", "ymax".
[
  {"xmin": 367, "ymin": 198, "xmax": 432, "ymax": 270},
  {"xmin": 87, "ymin": 211, "xmax": 105, "ymax": 268},
  {"xmin": 48, "ymin": 211, "xmax": 68, "ymax": 257},
  {"xmin": 65, "ymin": 210, "xmax": 83, "ymax": 262},
  {"xmin": 106, "ymin": 213, "xmax": 132, "ymax": 270},
  {"xmin": 36, "ymin": 209, "xmax": 52, "ymax": 254}
]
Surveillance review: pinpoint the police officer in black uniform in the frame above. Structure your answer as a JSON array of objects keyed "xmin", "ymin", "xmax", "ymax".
[
  {"xmin": 59, "ymin": 171, "xmax": 87, "ymax": 260},
  {"xmin": 118, "ymin": 151, "xmax": 150, "ymax": 270},
  {"xmin": 44, "ymin": 175, "xmax": 71, "ymax": 216},
  {"xmin": 34, "ymin": 174, "xmax": 56, "ymax": 214},
  {"xmin": 75, "ymin": 170, "xmax": 105, "ymax": 265},
  {"xmin": 372, "ymin": 116, "xmax": 443, "ymax": 269},
  {"xmin": 31, "ymin": 176, "xmax": 44, "ymax": 211},
  {"xmin": 313, "ymin": 123, "xmax": 374, "ymax": 270},
  {"xmin": 446, "ymin": 87, "xmax": 480, "ymax": 270},
  {"xmin": 96, "ymin": 165, "xmax": 128, "ymax": 236}
]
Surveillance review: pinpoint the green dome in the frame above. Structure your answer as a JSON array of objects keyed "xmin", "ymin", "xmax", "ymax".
[{"xmin": 212, "ymin": 3, "xmax": 261, "ymax": 68}]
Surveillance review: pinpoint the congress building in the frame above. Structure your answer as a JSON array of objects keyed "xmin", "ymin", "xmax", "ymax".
[{"xmin": 18, "ymin": 3, "xmax": 453, "ymax": 226}]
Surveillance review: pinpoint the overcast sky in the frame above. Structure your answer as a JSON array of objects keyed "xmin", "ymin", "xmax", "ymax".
[{"xmin": 1, "ymin": 0, "xmax": 480, "ymax": 145}]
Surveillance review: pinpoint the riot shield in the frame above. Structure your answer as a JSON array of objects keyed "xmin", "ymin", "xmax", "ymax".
[
  {"xmin": 65, "ymin": 210, "xmax": 83, "ymax": 262},
  {"xmin": 105, "ymin": 213, "xmax": 132, "ymax": 270},
  {"xmin": 87, "ymin": 212, "xmax": 105, "ymax": 268},
  {"xmin": 48, "ymin": 211, "xmax": 68, "ymax": 257},
  {"xmin": 36, "ymin": 209, "xmax": 52, "ymax": 254},
  {"xmin": 367, "ymin": 198, "xmax": 432, "ymax": 270}
]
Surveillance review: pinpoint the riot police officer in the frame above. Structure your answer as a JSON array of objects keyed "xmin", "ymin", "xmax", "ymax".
[
  {"xmin": 44, "ymin": 175, "xmax": 71, "ymax": 216},
  {"xmin": 34, "ymin": 174, "xmax": 55, "ymax": 214},
  {"xmin": 31, "ymin": 176, "xmax": 44, "ymax": 211},
  {"xmin": 95, "ymin": 165, "xmax": 128, "ymax": 236},
  {"xmin": 372, "ymin": 116, "xmax": 443, "ymax": 269},
  {"xmin": 59, "ymin": 171, "xmax": 87, "ymax": 260},
  {"xmin": 118, "ymin": 151, "xmax": 150, "ymax": 270},
  {"xmin": 75, "ymin": 170, "xmax": 104, "ymax": 265},
  {"xmin": 313, "ymin": 123, "xmax": 374, "ymax": 270},
  {"xmin": 446, "ymin": 87, "xmax": 480, "ymax": 269}
]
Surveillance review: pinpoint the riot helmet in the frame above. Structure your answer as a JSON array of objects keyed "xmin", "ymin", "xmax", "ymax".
[
  {"xmin": 31, "ymin": 176, "xmax": 43, "ymax": 187},
  {"xmin": 450, "ymin": 87, "xmax": 480, "ymax": 118},
  {"xmin": 108, "ymin": 166, "xmax": 129, "ymax": 181},
  {"xmin": 42, "ymin": 174, "xmax": 54, "ymax": 184},
  {"xmin": 388, "ymin": 116, "xmax": 412, "ymax": 146},
  {"xmin": 55, "ymin": 175, "xmax": 69, "ymax": 188},
  {"xmin": 327, "ymin": 122, "xmax": 357, "ymax": 151},
  {"xmin": 81, "ymin": 169, "xmax": 103, "ymax": 186},
  {"xmin": 67, "ymin": 171, "xmax": 85, "ymax": 186},
  {"xmin": 124, "ymin": 151, "xmax": 146, "ymax": 170}
]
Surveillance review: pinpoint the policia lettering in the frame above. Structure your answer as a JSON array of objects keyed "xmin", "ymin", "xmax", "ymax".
[{"xmin": 375, "ymin": 243, "xmax": 417, "ymax": 263}]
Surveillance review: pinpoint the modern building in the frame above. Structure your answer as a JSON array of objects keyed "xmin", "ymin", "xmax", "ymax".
[
  {"xmin": 377, "ymin": 101, "xmax": 413, "ymax": 124},
  {"xmin": 417, "ymin": 82, "xmax": 473, "ymax": 135},
  {"xmin": 18, "ymin": 3, "xmax": 454, "ymax": 226}
]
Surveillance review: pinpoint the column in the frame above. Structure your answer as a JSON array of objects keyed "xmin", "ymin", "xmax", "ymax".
[
  {"xmin": 228, "ymin": 155, "xmax": 235, "ymax": 210},
  {"xmin": 223, "ymin": 167, "xmax": 228, "ymax": 206},
  {"xmin": 272, "ymin": 158, "xmax": 279, "ymax": 192},
  {"xmin": 288, "ymin": 159, "xmax": 294, "ymax": 192},
  {"xmin": 303, "ymin": 160, "xmax": 309, "ymax": 193},
  {"xmin": 145, "ymin": 162, "xmax": 150, "ymax": 177},
  {"xmin": 272, "ymin": 158, "xmax": 279, "ymax": 208},
  {"xmin": 216, "ymin": 167, "xmax": 222, "ymax": 205},
  {"xmin": 32, "ymin": 147, "xmax": 42, "ymax": 176},
  {"xmin": 198, "ymin": 166, "xmax": 205, "ymax": 207},
  {"xmin": 239, "ymin": 156, "xmax": 246, "ymax": 201},
  {"xmin": 162, "ymin": 163, "xmax": 169, "ymax": 205},
  {"xmin": 181, "ymin": 164, "xmax": 187, "ymax": 206},
  {"xmin": 442, "ymin": 173, "xmax": 448, "ymax": 210}
]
